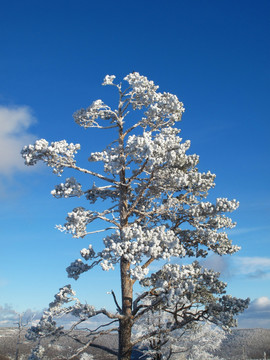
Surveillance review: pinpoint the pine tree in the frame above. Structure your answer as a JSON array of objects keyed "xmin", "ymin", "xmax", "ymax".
[{"xmin": 22, "ymin": 73, "xmax": 249, "ymax": 360}]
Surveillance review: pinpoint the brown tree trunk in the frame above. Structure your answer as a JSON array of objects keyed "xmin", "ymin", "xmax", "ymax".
[
  {"xmin": 118, "ymin": 258, "xmax": 133, "ymax": 360},
  {"xmin": 118, "ymin": 119, "xmax": 133, "ymax": 360}
]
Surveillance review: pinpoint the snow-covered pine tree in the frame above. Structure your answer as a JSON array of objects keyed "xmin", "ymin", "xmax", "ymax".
[{"xmin": 22, "ymin": 73, "xmax": 249, "ymax": 360}]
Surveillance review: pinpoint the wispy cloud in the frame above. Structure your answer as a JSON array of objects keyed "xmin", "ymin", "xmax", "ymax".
[
  {"xmin": 251, "ymin": 297, "xmax": 270, "ymax": 310},
  {"xmin": 227, "ymin": 226, "xmax": 270, "ymax": 236},
  {"xmin": 199, "ymin": 254, "xmax": 270, "ymax": 280},
  {"xmin": 236, "ymin": 257, "xmax": 270, "ymax": 269},
  {"xmin": 0, "ymin": 105, "xmax": 37, "ymax": 176},
  {"xmin": 232, "ymin": 257, "xmax": 270, "ymax": 279}
]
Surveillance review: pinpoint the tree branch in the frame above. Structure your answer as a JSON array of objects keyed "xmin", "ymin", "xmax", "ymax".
[
  {"xmin": 82, "ymin": 319, "xmax": 119, "ymax": 334},
  {"xmin": 127, "ymin": 159, "xmax": 148, "ymax": 184},
  {"xmin": 132, "ymin": 257, "xmax": 155, "ymax": 285},
  {"xmin": 132, "ymin": 291, "xmax": 150, "ymax": 316},
  {"xmin": 123, "ymin": 122, "xmax": 140, "ymax": 137},
  {"xmin": 70, "ymin": 164, "xmax": 119, "ymax": 185},
  {"xmin": 97, "ymin": 308, "xmax": 124, "ymax": 320},
  {"xmin": 110, "ymin": 290, "xmax": 122, "ymax": 313},
  {"xmin": 85, "ymin": 227, "xmax": 118, "ymax": 235},
  {"xmin": 127, "ymin": 172, "xmax": 154, "ymax": 217},
  {"xmin": 96, "ymin": 215, "xmax": 120, "ymax": 228},
  {"xmin": 66, "ymin": 327, "xmax": 119, "ymax": 360}
]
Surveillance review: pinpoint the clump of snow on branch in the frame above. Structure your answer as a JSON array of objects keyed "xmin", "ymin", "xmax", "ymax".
[
  {"xmin": 126, "ymin": 128, "xmax": 194, "ymax": 169},
  {"xmin": 51, "ymin": 177, "xmax": 83, "ymax": 198},
  {"xmin": 123, "ymin": 72, "xmax": 160, "ymax": 110},
  {"xmin": 89, "ymin": 145, "xmax": 123, "ymax": 174},
  {"xmin": 124, "ymin": 72, "xmax": 185, "ymax": 129},
  {"xmin": 80, "ymin": 245, "xmax": 96, "ymax": 260},
  {"xmin": 66, "ymin": 259, "xmax": 92, "ymax": 280},
  {"xmin": 102, "ymin": 74, "xmax": 116, "ymax": 86},
  {"xmin": 73, "ymin": 100, "xmax": 117, "ymax": 129},
  {"xmin": 98, "ymin": 225, "xmax": 186, "ymax": 279},
  {"xmin": 49, "ymin": 284, "xmax": 77, "ymax": 308},
  {"xmin": 56, "ymin": 207, "xmax": 93, "ymax": 238},
  {"xmin": 85, "ymin": 183, "xmax": 119, "ymax": 203},
  {"xmin": 21, "ymin": 139, "xmax": 80, "ymax": 175}
]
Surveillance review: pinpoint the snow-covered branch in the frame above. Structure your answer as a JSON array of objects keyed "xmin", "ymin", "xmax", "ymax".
[
  {"xmin": 21, "ymin": 139, "xmax": 80, "ymax": 175},
  {"xmin": 56, "ymin": 207, "xmax": 119, "ymax": 238},
  {"xmin": 73, "ymin": 99, "xmax": 118, "ymax": 129}
]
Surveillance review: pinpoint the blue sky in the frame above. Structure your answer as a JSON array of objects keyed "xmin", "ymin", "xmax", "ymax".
[{"xmin": 0, "ymin": 0, "xmax": 269, "ymax": 328}]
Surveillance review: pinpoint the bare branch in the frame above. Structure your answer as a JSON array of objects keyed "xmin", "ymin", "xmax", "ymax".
[
  {"xmin": 96, "ymin": 215, "xmax": 120, "ymax": 228},
  {"xmin": 133, "ymin": 291, "xmax": 150, "ymax": 316},
  {"xmin": 110, "ymin": 290, "xmax": 122, "ymax": 313},
  {"xmin": 133, "ymin": 297, "xmax": 163, "ymax": 320},
  {"xmin": 70, "ymin": 164, "xmax": 119, "ymax": 185},
  {"xmin": 85, "ymin": 227, "xmax": 118, "ymax": 235},
  {"xmin": 90, "ymin": 124, "xmax": 118, "ymax": 129},
  {"xmin": 123, "ymin": 121, "xmax": 141, "ymax": 138},
  {"xmin": 127, "ymin": 159, "xmax": 148, "ymax": 184},
  {"xmin": 122, "ymin": 98, "xmax": 131, "ymax": 114},
  {"xmin": 96, "ymin": 308, "xmax": 124, "ymax": 320},
  {"xmin": 120, "ymin": 85, "xmax": 131, "ymax": 97},
  {"xmin": 85, "ymin": 319, "xmax": 119, "ymax": 334},
  {"xmin": 67, "ymin": 327, "xmax": 119, "ymax": 360}
]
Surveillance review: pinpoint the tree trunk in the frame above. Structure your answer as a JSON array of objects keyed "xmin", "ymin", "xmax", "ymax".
[
  {"xmin": 118, "ymin": 116, "xmax": 133, "ymax": 360},
  {"xmin": 118, "ymin": 258, "xmax": 133, "ymax": 359}
]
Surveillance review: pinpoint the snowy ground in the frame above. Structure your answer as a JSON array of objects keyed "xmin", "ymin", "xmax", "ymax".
[
  {"xmin": 0, "ymin": 327, "xmax": 270, "ymax": 359},
  {"xmin": 0, "ymin": 328, "xmax": 119, "ymax": 360}
]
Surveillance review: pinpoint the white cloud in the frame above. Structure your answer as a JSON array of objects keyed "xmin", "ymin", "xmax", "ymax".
[
  {"xmin": 237, "ymin": 257, "xmax": 270, "ymax": 269},
  {"xmin": 250, "ymin": 296, "xmax": 270, "ymax": 310},
  {"xmin": 200, "ymin": 255, "xmax": 270, "ymax": 281},
  {"xmin": 237, "ymin": 296, "xmax": 270, "ymax": 328},
  {"xmin": 200, "ymin": 254, "xmax": 230, "ymax": 275},
  {"xmin": 0, "ymin": 304, "xmax": 42, "ymax": 327},
  {"xmin": 0, "ymin": 105, "xmax": 37, "ymax": 175}
]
